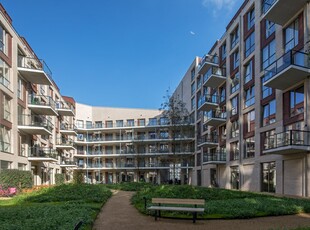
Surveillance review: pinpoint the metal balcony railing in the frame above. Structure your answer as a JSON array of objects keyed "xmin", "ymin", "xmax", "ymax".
[
  {"xmin": 60, "ymin": 123, "xmax": 76, "ymax": 131},
  {"xmin": 205, "ymin": 109, "xmax": 227, "ymax": 120},
  {"xmin": 28, "ymin": 94, "xmax": 56, "ymax": 109},
  {"xmin": 203, "ymin": 151, "xmax": 226, "ymax": 162},
  {"xmin": 18, "ymin": 55, "xmax": 53, "ymax": 80},
  {"xmin": 18, "ymin": 114, "xmax": 53, "ymax": 132},
  {"xmin": 61, "ymin": 161, "xmax": 76, "ymax": 166},
  {"xmin": 198, "ymin": 55, "xmax": 219, "ymax": 70},
  {"xmin": 198, "ymin": 94, "xmax": 222, "ymax": 108},
  {"xmin": 203, "ymin": 66, "xmax": 226, "ymax": 83},
  {"xmin": 197, "ymin": 135, "xmax": 219, "ymax": 145},
  {"xmin": 56, "ymin": 138, "xmax": 74, "ymax": 146},
  {"xmin": 28, "ymin": 147, "xmax": 58, "ymax": 159}
]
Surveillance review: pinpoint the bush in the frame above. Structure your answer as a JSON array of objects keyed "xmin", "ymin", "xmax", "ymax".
[
  {"xmin": 0, "ymin": 169, "xmax": 32, "ymax": 189},
  {"xmin": 73, "ymin": 170, "xmax": 84, "ymax": 184},
  {"xmin": 55, "ymin": 174, "xmax": 65, "ymax": 185}
]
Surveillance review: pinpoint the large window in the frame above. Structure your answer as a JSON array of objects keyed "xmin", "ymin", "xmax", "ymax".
[
  {"xmin": 116, "ymin": 120, "xmax": 123, "ymax": 127},
  {"xmin": 191, "ymin": 83, "xmax": 195, "ymax": 96},
  {"xmin": 76, "ymin": 120, "xmax": 84, "ymax": 128},
  {"xmin": 148, "ymin": 118, "xmax": 157, "ymax": 126},
  {"xmin": 191, "ymin": 97, "xmax": 195, "ymax": 111},
  {"xmin": 3, "ymin": 94, "xmax": 11, "ymax": 122},
  {"xmin": 0, "ymin": 58, "xmax": 9, "ymax": 89},
  {"xmin": 230, "ymin": 142, "xmax": 239, "ymax": 161},
  {"xmin": 221, "ymin": 43, "xmax": 227, "ymax": 60},
  {"xmin": 0, "ymin": 160, "xmax": 11, "ymax": 170},
  {"xmin": 86, "ymin": 121, "xmax": 92, "ymax": 129},
  {"xmin": 261, "ymin": 162, "xmax": 276, "ymax": 193},
  {"xmin": 262, "ymin": 100, "xmax": 276, "ymax": 126},
  {"xmin": 127, "ymin": 119, "xmax": 134, "ymax": 127},
  {"xmin": 261, "ymin": 75, "xmax": 273, "ymax": 99},
  {"xmin": 232, "ymin": 50, "xmax": 239, "ymax": 70},
  {"xmin": 290, "ymin": 86, "xmax": 304, "ymax": 117},
  {"xmin": 231, "ymin": 96, "xmax": 238, "ymax": 116},
  {"xmin": 245, "ymin": 86, "xmax": 255, "ymax": 108},
  {"xmin": 231, "ymin": 72, "xmax": 240, "ymax": 94},
  {"xmin": 244, "ymin": 60, "xmax": 253, "ymax": 84},
  {"xmin": 262, "ymin": 129, "xmax": 275, "ymax": 151},
  {"xmin": 247, "ymin": 8, "xmax": 255, "ymax": 30},
  {"xmin": 219, "ymin": 86, "xmax": 226, "ymax": 103},
  {"xmin": 245, "ymin": 110, "xmax": 255, "ymax": 133},
  {"xmin": 231, "ymin": 166, "xmax": 240, "ymax": 189},
  {"xmin": 231, "ymin": 120, "xmax": 239, "ymax": 138},
  {"xmin": 262, "ymin": 39, "xmax": 276, "ymax": 70},
  {"xmin": 0, "ymin": 25, "xmax": 8, "ymax": 55},
  {"xmin": 265, "ymin": 20, "xmax": 275, "ymax": 38},
  {"xmin": 245, "ymin": 32, "xmax": 255, "ymax": 58},
  {"xmin": 0, "ymin": 125, "xmax": 11, "ymax": 153},
  {"xmin": 244, "ymin": 137, "xmax": 255, "ymax": 158},
  {"xmin": 191, "ymin": 68, "xmax": 195, "ymax": 81},
  {"xmin": 231, "ymin": 26, "xmax": 239, "ymax": 49},
  {"xmin": 284, "ymin": 17, "xmax": 299, "ymax": 52}
]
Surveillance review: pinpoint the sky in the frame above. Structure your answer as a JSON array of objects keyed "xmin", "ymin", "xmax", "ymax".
[{"xmin": 2, "ymin": 0, "xmax": 243, "ymax": 109}]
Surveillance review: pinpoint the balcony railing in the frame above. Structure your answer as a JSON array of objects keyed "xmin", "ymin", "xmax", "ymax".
[
  {"xmin": 203, "ymin": 151, "xmax": 226, "ymax": 163},
  {"xmin": 197, "ymin": 135, "xmax": 219, "ymax": 146},
  {"xmin": 56, "ymin": 138, "xmax": 74, "ymax": 146},
  {"xmin": 60, "ymin": 123, "xmax": 77, "ymax": 131},
  {"xmin": 56, "ymin": 101, "xmax": 75, "ymax": 116},
  {"xmin": 198, "ymin": 55, "xmax": 219, "ymax": 74},
  {"xmin": 264, "ymin": 50, "xmax": 310, "ymax": 90},
  {"xmin": 0, "ymin": 74, "xmax": 10, "ymax": 89},
  {"xmin": 18, "ymin": 55, "xmax": 53, "ymax": 80},
  {"xmin": 28, "ymin": 147, "xmax": 58, "ymax": 159},
  {"xmin": 198, "ymin": 94, "xmax": 222, "ymax": 109},
  {"xmin": 0, "ymin": 141, "xmax": 11, "ymax": 153},
  {"xmin": 203, "ymin": 66, "xmax": 226, "ymax": 88},
  {"xmin": 205, "ymin": 109, "xmax": 226, "ymax": 120},
  {"xmin": 18, "ymin": 114, "xmax": 53, "ymax": 132},
  {"xmin": 28, "ymin": 94, "xmax": 56, "ymax": 109},
  {"xmin": 60, "ymin": 161, "xmax": 77, "ymax": 166}
]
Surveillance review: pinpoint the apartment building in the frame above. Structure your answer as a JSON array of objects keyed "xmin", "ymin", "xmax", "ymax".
[
  {"xmin": 74, "ymin": 103, "xmax": 194, "ymax": 184},
  {"xmin": 193, "ymin": 0, "xmax": 310, "ymax": 197},
  {"xmin": 0, "ymin": 4, "xmax": 77, "ymax": 185}
]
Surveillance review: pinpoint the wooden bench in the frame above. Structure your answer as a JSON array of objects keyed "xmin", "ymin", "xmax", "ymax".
[{"xmin": 147, "ymin": 198, "xmax": 205, "ymax": 223}]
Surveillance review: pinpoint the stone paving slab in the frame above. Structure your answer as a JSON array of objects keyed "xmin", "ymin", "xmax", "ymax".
[{"xmin": 93, "ymin": 190, "xmax": 310, "ymax": 230}]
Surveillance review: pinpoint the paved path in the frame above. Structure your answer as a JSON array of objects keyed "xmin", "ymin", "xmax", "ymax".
[{"xmin": 93, "ymin": 190, "xmax": 310, "ymax": 230}]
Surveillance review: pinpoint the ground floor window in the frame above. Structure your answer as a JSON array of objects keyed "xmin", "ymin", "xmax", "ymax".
[
  {"xmin": 210, "ymin": 168, "xmax": 217, "ymax": 187},
  {"xmin": 261, "ymin": 162, "xmax": 276, "ymax": 193},
  {"xmin": 0, "ymin": 160, "xmax": 11, "ymax": 170},
  {"xmin": 231, "ymin": 166, "xmax": 240, "ymax": 189},
  {"xmin": 197, "ymin": 170, "xmax": 201, "ymax": 186}
]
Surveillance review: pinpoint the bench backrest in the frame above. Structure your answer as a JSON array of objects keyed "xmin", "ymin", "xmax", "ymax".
[{"xmin": 152, "ymin": 198, "xmax": 205, "ymax": 206}]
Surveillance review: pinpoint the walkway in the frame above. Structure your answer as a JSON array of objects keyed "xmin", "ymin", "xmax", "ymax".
[{"xmin": 93, "ymin": 190, "xmax": 310, "ymax": 230}]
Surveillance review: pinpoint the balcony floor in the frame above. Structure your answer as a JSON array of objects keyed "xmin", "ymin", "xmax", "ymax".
[
  {"xmin": 198, "ymin": 61, "xmax": 218, "ymax": 75},
  {"xmin": 60, "ymin": 130, "xmax": 77, "ymax": 136},
  {"xmin": 28, "ymin": 105, "xmax": 58, "ymax": 116},
  {"xmin": 264, "ymin": 66, "xmax": 310, "ymax": 90},
  {"xmin": 18, "ymin": 67, "xmax": 52, "ymax": 85},
  {"xmin": 204, "ymin": 75, "xmax": 226, "ymax": 88},
  {"xmin": 18, "ymin": 126, "xmax": 52, "ymax": 136},
  {"xmin": 57, "ymin": 109, "xmax": 75, "ymax": 116},
  {"xmin": 263, "ymin": 0, "xmax": 308, "ymax": 26},
  {"xmin": 28, "ymin": 157, "xmax": 57, "ymax": 162},
  {"xmin": 198, "ymin": 142, "xmax": 218, "ymax": 148},
  {"xmin": 204, "ymin": 118, "xmax": 226, "ymax": 127},
  {"xmin": 203, "ymin": 161, "xmax": 226, "ymax": 165},
  {"xmin": 198, "ymin": 102, "xmax": 218, "ymax": 112},
  {"xmin": 263, "ymin": 145, "xmax": 310, "ymax": 155}
]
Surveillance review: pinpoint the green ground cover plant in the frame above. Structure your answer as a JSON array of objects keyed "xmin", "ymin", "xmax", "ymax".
[
  {"xmin": 0, "ymin": 184, "xmax": 112, "ymax": 230},
  {"xmin": 131, "ymin": 184, "xmax": 310, "ymax": 219}
]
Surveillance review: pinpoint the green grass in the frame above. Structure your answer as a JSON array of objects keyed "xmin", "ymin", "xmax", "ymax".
[
  {"xmin": 0, "ymin": 184, "xmax": 112, "ymax": 230},
  {"xmin": 131, "ymin": 184, "xmax": 310, "ymax": 219}
]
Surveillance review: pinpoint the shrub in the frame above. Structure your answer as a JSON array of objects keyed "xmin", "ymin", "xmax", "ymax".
[
  {"xmin": 73, "ymin": 170, "xmax": 84, "ymax": 184},
  {"xmin": 0, "ymin": 169, "xmax": 32, "ymax": 189},
  {"xmin": 55, "ymin": 174, "xmax": 65, "ymax": 185}
]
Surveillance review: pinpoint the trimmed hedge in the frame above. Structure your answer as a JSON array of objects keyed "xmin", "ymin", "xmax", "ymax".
[
  {"xmin": 73, "ymin": 170, "xmax": 84, "ymax": 184},
  {"xmin": 55, "ymin": 174, "xmax": 65, "ymax": 185},
  {"xmin": 0, "ymin": 169, "xmax": 32, "ymax": 189}
]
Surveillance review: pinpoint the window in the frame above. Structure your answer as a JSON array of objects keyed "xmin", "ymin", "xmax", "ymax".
[
  {"xmin": 245, "ymin": 110, "xmax": 255, "ymax": 133},
  {"xmin": 231, "ymin": 120, "xmax": 239, "ymax": 138},
  {"xmin": 86, "ymin": 121, "xmax": 92, "ymax": 129},
  {"xmin": 245, "ymin": 32, "xmax": 255, "ymax": 58},
  {"xmin": 231, "ymin": 96, "xmax": 238, "ymax": 116},
  {"xmin": 244, "ymin": 137, "xmax": 255, "ymax": 158},
  {"xmin": 230, "ymin": 142, "xmax": 239, "ymax": 161},
  {"xmin": 244, "ymin": 60, "xmax": 253, "ymax": 84},
  {"xmin": 262, "ymin": 39, "xmax": 276, "ymax": 70},
  {"xmin": 148, "ymin": 118, "xmax": 157, "ymax": 126},
  {"xmin": 18, "ymin": 163, "xmax": 26, "ymax": 170},
  {"xmin": 231, "ymin": 166, "xmax": 240, "ymax": 189},
  {"xmin": 138, "ymin": 119, "xmax": 145, "ymax": 126},
  {"xmin": 284, "ymin": 17, "xmax": 299, "ymax": 52},
  {"xmin": 191, "ymin": 97, "xmax": 195, "ymax": 111},
  {"xmin": 3, "ymin": 94, "xmax": 11, "ymax": 121},
  {"xmin": 76, "ymin": 120, "xmax": 84, "ymax": 128},
  {"xmin": 265, "ymin": 20, "xmax": 275, "ymax": 38},
  {"xmin": 231, "ymin": 26, "xmax": 239, "ymax": 49},
  {"xmin": 247, "ymin": 8, "xmax": 255, "ymax": 30},
  {"xmin": 127, "ymin": 119, "xmax": 134, "ymax": 127},
  {"xmin": 290, "ymin": 86, "xmax": 304, "ymax": 116},
  {"xmin": 230, "ymin": 72, "xmax": 240, "ymax": 94},
  {"xmin": 149, "ymin": 131, "xmax": 156, "ymax": 139},
  {"xmin": 0, "ymin": 58, "xmax": 9, "ymax": 89},
  {"xmin": 261, "ymin": 162, "xmax": 276, "ymax": 193},
  {"xmin": 262, "ymin": 129, "xmax": 275, "ymax": 150},
  {"xmin": 221, "ymin": 43, "xmax": 227, "ymax": 60},
  {"xmin": 116, "ymin": 120, "xmax": 123, "ymax": 127},
  {"xmin": 95, "ymin": 121, "xmax": 102, "ymax": 128},
  {"xmin": 191, "ymin": 68, "xmax": 195, "ymax": 81},
  {"xmin": 0, "ymin": 160, "xmax": 11, "ymax": 170},
  {"xmin": 160, "ymin": 117, "xmax": 168, "ymax": 125},
  {"xmin": 219, "ymin": 86, "xmax": 226, "ymax": 103},
  {"xmin": 245, "ymin": 86, "xmax": 255, "ymax": 108},
  {"xmin": 261, "ymin": 75, "xmax": 273, "ymax": 99},
  {"xmin": 262, "ymin": 0, "xmax": 276, "ymax": 14},
  {"xmin": 262, "ymin": 99, "xmax": 276, "ymax": 126},
  {"xmin": 0, "ymin": 125, "xmax": 11, "ymax": 153},
  {"xmin": 197, "ymin": 76, "xmax": 202, "ymax": 89},
  {"xmin": 191, "ymin": 83, "xmax": 195, "ymax": 96},
  {"xmin": 0, "ymin": 25, "xmax": 8, "ymax": 55},
  {"xmin": 160, "ymin": 131, "xmax": 169, "ymax": 139},
  {"xmin": 17, "ymin": 77, "xmax": 23, "ymax": 99},
  {"xmin": 232, "ymin": 50, "xmax": 239, "ymax": 70},
  {"xmin": 105, "ymin": 120, "xmax": 113, "ymax": 128}
]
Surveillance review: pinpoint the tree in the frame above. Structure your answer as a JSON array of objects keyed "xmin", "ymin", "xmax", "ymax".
[{"xmin": 160, "ymin": 89, "xmax": 194, "ymax": 184}]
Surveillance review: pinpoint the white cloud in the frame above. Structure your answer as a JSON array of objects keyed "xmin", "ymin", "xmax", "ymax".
[
  {"xmin": 202, "ymin": 0, "xmax": 240, "ymax": 17},
  {"xmin": 190, "ymin": 31, "xmax": 196, "ymax": 35}
]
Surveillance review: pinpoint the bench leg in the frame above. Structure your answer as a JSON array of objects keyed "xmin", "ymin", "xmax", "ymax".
[
  {"xmin": 159, "ymin": 210, "xmax": 161, "ymax": 218},
  {"xmin": 193, "ymin": 212, "xmax": 197, "ymax": 223},
  {"xmin": 155, "ymin": 210, "xmax": 158, "ymax": 221}
]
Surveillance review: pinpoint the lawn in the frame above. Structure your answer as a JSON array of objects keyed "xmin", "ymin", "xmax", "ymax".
[
  {"xmin": 0, "ymin": 184, "xmax": 112, "ymax": 230},
  {"xmin": 130, "ymin": 184, "xmax": 310, "ymax": 219}
]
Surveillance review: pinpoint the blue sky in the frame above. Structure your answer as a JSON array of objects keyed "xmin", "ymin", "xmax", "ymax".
[{"xmin": 3, "ymin": 0, "xmax": 243, "ymax": 109}]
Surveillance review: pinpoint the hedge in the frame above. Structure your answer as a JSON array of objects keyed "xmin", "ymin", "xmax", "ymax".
[
  {"xmin": 0, "ymin": 169, "xmax": 32, "ymax": 189},
  {"xmin": 55, "ymin": 174, "xmax": 65, "ymax": 185},
  {"xmin": 73, "ymin": 170, "xmax": 84, "ymax": 184}
]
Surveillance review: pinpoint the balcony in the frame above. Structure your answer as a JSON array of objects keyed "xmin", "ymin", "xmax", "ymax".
[
  {"xmin": 262, "ymin": 0, "xmax": 307, "ymax": 26},
  {"xmin": 28, "ymin": 147, "xmax": 58, "ymax": 162},
  {"xmin": 0, "ymin": 141, "xmax": 11, "ymax": 153},
  {"xmin": 264, "ymin": 50, "xmax": 310, "ymax": 90},
  {"xmin": 18, "ymin": 115, "xmax": 53, "ymax": 136},
  {"xmin": 56, "ymin": 101, "xmax": 75, "ymax": 116},
  {"xmin": 198, "ymin": 95, "xmax": 221, "ymax": 111},
  {"xmin": 203, "ymin": 151, "xmax": 226, "ymax": 164},
  {"xmin": 28, "ymin": 95, "xmax": 58, "ymax": 116},
  {"xmin": 203, "ymin": 66, "xmax": 226, "ymax": 88},
  {"xmin": 60, "ymin": 123, "xmax": 77, "ymax": 136},
  {"xmin": 198, "ymin": 55, "xmax": 219, "ymax": 75},
  {"xmin": 197, "ymin": 135, "xmax": 218, "ymax": 148},
  {"xmin": 17, "ymin": 56, "xmax": 53, "ymax": 85},
  {"xmin": 60, "ymin": 161, "xmax": 77, "ymax": 167},
  {"xmin": 263, "ymin": 130, "xmax": 310, "ymax": 155},
  {"xmin": 204, "ymin": 109, "xmax": 226, "ymax": 127},
  {"xmin": 56, "ymin": 138, "xmax": 75, "ymax": 150}
]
